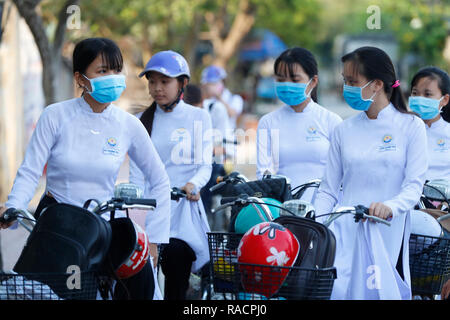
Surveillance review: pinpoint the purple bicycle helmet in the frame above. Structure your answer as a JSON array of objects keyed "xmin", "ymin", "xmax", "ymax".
[
  {"xmin": 139, "ymin": 50, "xmax": 190, "ymax": 79},
  {"xmin": 201, "ymin": 65, "xmax": 227, "ymax": 84}
]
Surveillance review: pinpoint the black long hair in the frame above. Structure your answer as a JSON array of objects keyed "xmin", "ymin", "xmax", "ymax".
[
  {"xmin": 410, "ymin": 66, "xmax": 450, "ymax": 123},
  {"xmin": 73, "ymin": 38, "xmax": 123, "ymax": 74},
  {"xmin": 341, "ymin": 46, "xmax": 409, "ymax": 114},
  {"xmin": 274, "ymin": 47, "xmax": 319, "ymax": 102}
]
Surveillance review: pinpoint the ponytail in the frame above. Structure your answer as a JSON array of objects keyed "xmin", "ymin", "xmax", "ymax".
[
  {"xmin": 390, "ymin": 85, "xmax": 408, "ymax": 113},
  {"xmin": 140, "ymin": 101, "xmax": 157, "ymax": 137}
]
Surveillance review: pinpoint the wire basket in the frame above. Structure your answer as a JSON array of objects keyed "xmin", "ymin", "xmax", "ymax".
[
  {"xmin": 0, "ymin": 271, "xmax": 100, "ymax": 300},
  {"xmin": 409, "ymin": 233, "xmax": 450, "ymax": 296},
  {"xmin": 207, "ymin": 232, "xmax": 337, "ymax": 300},
  {"xmin": 232, "ymin": 263, "xmax": 337, "ymax": 300},
  {"xmin": 207, "ymin": 232, "xmax": 244, "ymax": 294}
]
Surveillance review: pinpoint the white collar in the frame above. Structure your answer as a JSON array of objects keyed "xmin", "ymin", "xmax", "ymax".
[
  {"xmin": 78, "ymin": 96, "xmax": 113, "ymax": 116},
  {"xmin": 427, "ymin": 117, "xmax": 447, "ymax": 130},
  {"xmin": 361, "ymin": 103, "xmax": 395, "ymax": 121},
  {"xmin": 284, "ymin": 99, "xmax": 315, "ymax": 114}
]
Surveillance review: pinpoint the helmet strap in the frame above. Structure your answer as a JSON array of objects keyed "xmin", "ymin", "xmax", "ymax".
[{"xmin": 161, "ymin": 88, "xmax": 184, "ymax": 112}]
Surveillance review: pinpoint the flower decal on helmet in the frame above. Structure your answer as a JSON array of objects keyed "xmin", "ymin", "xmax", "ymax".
[
  {"xmin": 266, "ymin": 247, "xmax": 290, "ymax": 266},
  {"xmin": 252, "ymin": 222, "xmax": 286, "ymax": 239}
]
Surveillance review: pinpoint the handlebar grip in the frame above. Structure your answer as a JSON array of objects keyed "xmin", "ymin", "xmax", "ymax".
[
  {"xmin": 171, "ymin": 188, "xmax": 187, "ymax": 200},
  {"xmin": 220, "ymin": 197, "xmax": 240, "ymax": 205},
  {"xmin": 355, "ymin": 205, "xmax": 391, "ymax": 226},
  {"xmin": 123, "ymin": 198, "xmax": 157, "ymax": 207},
  {"xmin": 365, "ymin": 214, "xmax": 391, "ymax": 226},
  {"xmin": 0, "ymin": 208, "xmax": 19, "ymax": 224},
  {"xmin": 210, "ymin": 181, "xmax": 226, "ymax": 193},
  {"xmin": 355, "ymin": 205, "xmax": 369, "ymax": 214}
]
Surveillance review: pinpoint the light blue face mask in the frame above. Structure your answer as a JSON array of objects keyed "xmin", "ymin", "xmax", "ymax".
[
  {"xmin": 343, "ymin": 80, "xmax": 376, "ymax": 111},
  {"xmin": 275, "ymin": 79, "xmax": 312, "ymax": 106},
  {"xmin": 409, "ymin": 96, "xmax": 443, "ymax": 120},
  {"xmin": 83, "ymin": 74, "xmax": 126, "ymax": 104}
]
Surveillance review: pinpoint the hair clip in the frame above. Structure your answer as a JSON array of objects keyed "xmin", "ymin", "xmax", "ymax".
[{"xmin": 392, "ymin": 80, "xmax": 400, "ymax": 88}]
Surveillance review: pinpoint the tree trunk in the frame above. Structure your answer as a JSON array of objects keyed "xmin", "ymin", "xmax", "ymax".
[
  {"xmin": 12, "ymin": 0, "xmax": 79, "ymax": 106},
  {"xmin": 204, "ymin": 0, "xmax": 256, "ymax": 68}
]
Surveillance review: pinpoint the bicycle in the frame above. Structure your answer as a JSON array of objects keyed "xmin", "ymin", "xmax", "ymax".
[
  {"xmin": 207, "ymin": 192, "xmax": 390, "ymax": 300},
  {"xmin": 411, "ymin": 179, "xmax": 450, "ymax": 300},
  {"xmin": 291, "ymin": 177, "xmax": 450, "ymax": 300},
  {"xmin": 0, "ymin": 192, "xmax": 157, "ymax": 300}
]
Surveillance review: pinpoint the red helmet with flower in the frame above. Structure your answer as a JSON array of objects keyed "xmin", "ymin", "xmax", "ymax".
[{"xmin": 237, "ymin": 222, "xmax": 300, "ymax": 298}]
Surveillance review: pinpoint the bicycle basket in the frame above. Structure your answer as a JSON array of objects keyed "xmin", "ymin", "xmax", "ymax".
[
  {"xmin": 207, "ymin": 232, "xmax": 243, "ymax": 293},
  {"xmin": 0, "ymin": 271, "xmax": 99, "ymax": 300},
  {"xmin": 232, "ymin": 262, "xmax": 336, "ymax": 300},
  {"xmin": 409, "ymin": 233, "xmax": 450, "ymax": 296}
]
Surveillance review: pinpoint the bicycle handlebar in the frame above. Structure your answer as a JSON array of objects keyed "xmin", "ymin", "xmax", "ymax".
[
  {"xmin": 171, "ymin": 187, "xmax": 187, "ymax": 201},
  {"xmin": 1, "ymin": 197, "xmax": 158, "ymax": 232},
  {"xmin": 318, "ymin": 205, "xmax": 391, "ymax": 227},
  {"xmin": 0, "ymin": 208, "xmax": 19, "ymax": 224},
  {"xmin": 211, "ymin": 194, "xmax": 391, "ymax": 226},
  {"xmin": 91, "ymin": 197, "xmax": 157, "ymax": 215},
  {"xmin": 0, "ymin": 208, "xmax": 36, "ymax": 232},
  {"xmin": 209, "ymin": 172, "xmax": 249, "ymax": 193}
]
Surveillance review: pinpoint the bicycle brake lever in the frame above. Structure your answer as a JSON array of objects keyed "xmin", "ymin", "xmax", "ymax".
[{"xmin": 353, "ymin": 205, "xmax": 369, "ymax": 223}]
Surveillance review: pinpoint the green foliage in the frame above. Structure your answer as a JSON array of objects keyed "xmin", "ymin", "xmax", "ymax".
[
  {"xmin": 253, "ymin": 0, "xmax": 322, "ymax": 50},
  {"xmin": 38, "ymin": 0, "xmax": 450, "ymax": 68},
  {"xmin": 321, "ymin": 0, "xmax": 449, "ymax": 67}
]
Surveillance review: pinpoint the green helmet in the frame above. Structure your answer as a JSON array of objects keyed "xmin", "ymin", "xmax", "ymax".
[{"xmin": 234, "ymin": 198, "xmax": 282, "ymax": 234}]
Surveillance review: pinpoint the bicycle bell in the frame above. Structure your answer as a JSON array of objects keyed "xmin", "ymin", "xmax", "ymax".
[
  {"xmin": 114, "ymin": 183, "xmax": 144, "ymax": 199},
  {"xmin": 281, "ymin": 199, "xmax": 315, "ymax": 219}
]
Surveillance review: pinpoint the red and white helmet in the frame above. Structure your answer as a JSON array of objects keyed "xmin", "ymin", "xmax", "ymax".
[
  {"xmin": 237, "ymin": 222, "xmax": 300, "ymax": 297},
  {"xmin": 110, "ymin": 218, "xmax": 151, "ymax": 279}
]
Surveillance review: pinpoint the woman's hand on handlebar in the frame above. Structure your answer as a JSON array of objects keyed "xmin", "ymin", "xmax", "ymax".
[
  {"xmin": 366, "ymin": 202, "xmax": 392, "ymax": 222},
  {"xmin": 0, "ymin": 206, "xmax": 15, "ymax": 229},
  {"xmin": 181, "ymin": 183, "xmax": 200, "ymax": 202}
]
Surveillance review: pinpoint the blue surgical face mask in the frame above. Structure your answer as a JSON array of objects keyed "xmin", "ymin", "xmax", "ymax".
[
  {"xmin": 409, "ymin": 96, "xmax": 443, "ymax": 120},
  {"xmin": 343, "ymin": 80, "xmax": 376, "ymax": 111},
  {"xmin": 83, "ymin": 74, "xmax": 126, "ymax": 103},
  {"xmin": 275, "ymin": 79, "xmax": 312, "ymax": 106}
]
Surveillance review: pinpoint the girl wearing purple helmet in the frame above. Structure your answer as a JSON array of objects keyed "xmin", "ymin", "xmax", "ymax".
[{"xmin": 130, "ymin": 50, "xmax": 213, "ymax": 300}]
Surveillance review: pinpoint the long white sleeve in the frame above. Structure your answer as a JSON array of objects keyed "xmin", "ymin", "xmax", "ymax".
[
  {"xmin": 256, "ymin": 116, "xmax": 278, "ymax": 179},
  {"xmin": 128, "ymin": 111, "xmax": 146, "ymax": 191},
  {"xmin": 383, "ymin": 117, "xmax": 428, "ymax": 218},
  {"xmin": 6, "ymin": 106, "xmax": 58, "ymax": 210},
  {"xmin": 129, "ymin": 157, "xmax": 145, "ymax": 192},
  {"xmin": 128, "ymin": 119, "xmax": 171, "ymax": 244},
  {"xmin": 188, "ymin": 110, "xmax": 213, "ymax": 190}
]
